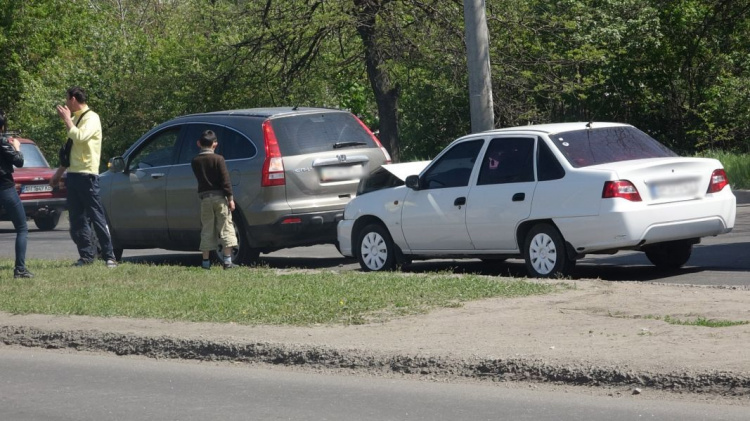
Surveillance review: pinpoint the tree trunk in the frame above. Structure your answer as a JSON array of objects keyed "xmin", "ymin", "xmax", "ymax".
[{"xmin": 353, "ymin": 0, "xmax": 401, "ymax": 162}]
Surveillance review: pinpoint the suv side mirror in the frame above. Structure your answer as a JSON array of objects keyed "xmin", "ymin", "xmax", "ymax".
[
  {"xmin": 109, "ymin": 156, "xmax": 126, "ymax": 173},
  {"xmin": 405, "ymin": 175, "xmax": 420, "ymax": 190}
]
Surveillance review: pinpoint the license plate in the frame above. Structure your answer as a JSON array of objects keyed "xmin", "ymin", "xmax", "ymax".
[
  {"xmin": 319, "ymin": 165, "xmax": 363, "ymax": 182},
  {"xmin": 22, "ymin": 184, "xmax": 53, "ymax": 193},
  {"xmin": 650, "ymin": 179, "xmax": 699, "ymax": 200}
]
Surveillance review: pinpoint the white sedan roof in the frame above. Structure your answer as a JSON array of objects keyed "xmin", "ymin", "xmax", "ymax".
[{"xmin": 479, "ymin": 122, "xmax": 631, "ymax": 137}]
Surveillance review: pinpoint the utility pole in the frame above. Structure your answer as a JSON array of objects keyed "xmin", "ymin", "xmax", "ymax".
[{"xmin": 463, "ymin": 0, "xmax": 494, "ymax": 133}]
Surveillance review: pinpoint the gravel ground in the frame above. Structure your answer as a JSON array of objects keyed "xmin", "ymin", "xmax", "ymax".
[{"xmin": 1, "ymin": 279, "xmax": 749, "ymax": 402}]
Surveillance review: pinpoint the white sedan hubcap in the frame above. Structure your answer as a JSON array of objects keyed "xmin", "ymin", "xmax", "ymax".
[
  {"xmin": 361, "ymin": 231, "xmax": 388, "ymax": 270},
  {"xmin": 530, "ymin": 233, "xmax": 557, "ymax": 275}
]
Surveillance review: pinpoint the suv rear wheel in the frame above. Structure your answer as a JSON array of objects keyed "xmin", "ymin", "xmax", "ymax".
[{"xmin": 212, "ymin": 212, "xmax": 260, "ymax": 265}]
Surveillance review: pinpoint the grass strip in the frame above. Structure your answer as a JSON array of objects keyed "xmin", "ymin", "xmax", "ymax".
[
  {"xmin": 0, "ymin": 259, "xmax": 559, "ymax": 326},
  {"xmin": 642, "ymin": 314, "xmax": 749, "ymax": 328}
]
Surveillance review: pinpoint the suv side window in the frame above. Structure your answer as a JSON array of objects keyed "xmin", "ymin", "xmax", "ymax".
[
  {"xmin": 128, "ymin": 127, "xmax": 181, "ymax": 171},
  {"xmin": 537, "ymin": 140, "xmax": 565, "ymax": 181},
  {"xmin": 177, "ymin": 124, "xmax": 256, "ymax": 165},
  {"xmin": 216, "ymin": 126, "xmax": 256, "ymax": 160},
  {"xmin": 477, "ymin": 137, "xmax": 535, "ymax": 185},
  {"xmin": 422, "ymin": 140, "xmax": 483, "ymax": 189}
]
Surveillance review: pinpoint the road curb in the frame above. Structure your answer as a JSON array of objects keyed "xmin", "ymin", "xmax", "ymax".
[
  {"xmin": 734, "ymin": 189, "xmax": 750, "ymax": 205},
  {"xmin": 1, "ymin": 325, "xmax": 748, "ymax": 396}
]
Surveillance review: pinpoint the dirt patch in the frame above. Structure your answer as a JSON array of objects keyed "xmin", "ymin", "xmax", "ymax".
[{"xmin": 1, "ymin": 279, "xmax": 749, "ymax": 398}]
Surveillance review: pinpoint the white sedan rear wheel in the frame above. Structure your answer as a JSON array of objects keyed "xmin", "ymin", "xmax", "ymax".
[
  {"xmin": 524, "ymin": 223, "xmax": 574, "ymax": 278},
  {"xmin": 529, "ymin": 232, "xmax": 557, "ymax": 275}
]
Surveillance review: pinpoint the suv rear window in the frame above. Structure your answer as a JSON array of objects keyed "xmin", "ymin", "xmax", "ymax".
[
  {"xmin": 551, "ymin": 126, "xmax": 677, "ymax": 168},
  {"xmin": 270, "ymin": 112, "xmax": 376, "ymax": 156}
]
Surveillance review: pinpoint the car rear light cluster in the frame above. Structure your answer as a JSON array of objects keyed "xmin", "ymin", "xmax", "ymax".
[
  {"xmin": 707, "ymin": 169, "xmax": 729, "ymax": 193},
  {"xmin": 261, "ymin": 120, "xmax": 285, "ymax": 187},
  {"xmin": 354, "ymin": 116, "xmax": 391, "ymax": 164},
  {"xmin": 602, "ymin": 180, "xmax": 642, "ymax": 201}
]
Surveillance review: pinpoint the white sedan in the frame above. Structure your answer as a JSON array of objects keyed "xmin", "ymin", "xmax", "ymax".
[{"xmin": 337, "ymin": 122, "xmax": 737, "ymax": 278}]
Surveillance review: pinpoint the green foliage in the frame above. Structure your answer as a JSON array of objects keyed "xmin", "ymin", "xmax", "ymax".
[{"xmin": 1, "ymin": 0, "xmax": 749, "ymax": 166}]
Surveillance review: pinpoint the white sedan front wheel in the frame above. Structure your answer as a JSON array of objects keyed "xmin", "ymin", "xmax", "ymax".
[
  {"xmin": 524, "ymin": 223, "xmax": 574, "ymax": 278},
  {"xmin": 357, "ymin": 224, "xmax": 397, "ymax": 272}
]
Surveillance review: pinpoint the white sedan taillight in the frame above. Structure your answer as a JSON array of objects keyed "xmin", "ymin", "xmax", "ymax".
[
  {"xmin": 707, "ymin": 169, "xmax": 729, "ymax": 193},
  {"xmin": 602, "ymin": 180, "xmax": 642, "ymax": 201}
]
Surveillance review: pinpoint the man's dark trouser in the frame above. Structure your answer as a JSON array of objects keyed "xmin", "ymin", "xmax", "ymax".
[{"xmin": 66, "ymin": 172, "xmax": 115, "ymax": 262}]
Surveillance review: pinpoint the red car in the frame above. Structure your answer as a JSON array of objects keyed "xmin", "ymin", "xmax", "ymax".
[{"xmin": 0, "ymin": 138, "xmax": 66, "ymax": 230}]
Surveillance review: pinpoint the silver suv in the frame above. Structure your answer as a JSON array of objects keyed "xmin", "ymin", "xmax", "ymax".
[{"xmin": 100, "ymin": 107, "xmax": 391, "ymax": 264}]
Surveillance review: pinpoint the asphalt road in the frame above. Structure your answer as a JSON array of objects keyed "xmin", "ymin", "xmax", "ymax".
[
  {"xmin": 1, "ymin": 347, "xmax": 747, "ymax": 421},
  {"xmin": 2, "ymin": 204, "xmax": 748, "ymax": 286}
]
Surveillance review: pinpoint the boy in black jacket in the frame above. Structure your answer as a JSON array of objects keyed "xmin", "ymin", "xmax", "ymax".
[{"xmin": 191, "ymin": 130, "xmax": 238, "ymax": 269}]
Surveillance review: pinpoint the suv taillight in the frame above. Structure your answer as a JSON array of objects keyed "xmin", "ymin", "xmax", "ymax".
[
  {"xmin": 602, "ymin": 180, "xmax": 642, "ymax": 201},
  {"xmin": 707, "ymin": 169, "xmax": 729, "ymax": 193},
  {"xmin": 261, "ymin": 120, "xmax": 285, "ymax": 187},
  {"xmin": 354, "ymin": 116, "xmax": 391, "ymax": 164}
]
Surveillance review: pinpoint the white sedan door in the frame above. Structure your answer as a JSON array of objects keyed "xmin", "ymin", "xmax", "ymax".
[
  {"xmin": 466, "ymin": 137, "xmax": 537, "ymax": 251},
  {"xmin": 401, "ymin": 139, "xmax": 484, "ymax": 251}
]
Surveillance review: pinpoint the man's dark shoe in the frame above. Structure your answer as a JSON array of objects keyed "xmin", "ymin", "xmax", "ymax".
[
  {"xmin": 72, "ymin": 259, "xmax": 93, "ymax": 267},
  {"xmin": 13, "ymin": 268, "xmax": 34, "ymax": 279}
]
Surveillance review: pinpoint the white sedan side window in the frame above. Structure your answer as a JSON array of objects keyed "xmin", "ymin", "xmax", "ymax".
[{"xmin": 422, "ymin": 140, "xmax": 483, "ymax": 189}]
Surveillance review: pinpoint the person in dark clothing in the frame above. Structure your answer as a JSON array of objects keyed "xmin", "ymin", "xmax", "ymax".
[
  {"xmin": 191, "ymin": 130, "xmax": 238, "ymax": 269},
  {"xmin": 0, "ymin": 110, "xmax": 33, "ymax": 278}
]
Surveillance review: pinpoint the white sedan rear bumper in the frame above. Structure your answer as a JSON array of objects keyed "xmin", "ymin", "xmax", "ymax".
[{"xmin": 556, "ymin": 190, "xmax": 737, "ymax": 253}]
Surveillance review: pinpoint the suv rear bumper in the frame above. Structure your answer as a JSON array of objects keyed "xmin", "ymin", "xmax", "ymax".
[{"xmin": 247, "ymin": 210, "xmax": 344, "ymax": 251}]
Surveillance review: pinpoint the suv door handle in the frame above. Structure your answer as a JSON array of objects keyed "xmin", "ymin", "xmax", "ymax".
[
  {"xmin": 512, "ymin": 193, "xmax": 525, "ymax": 202},
  {"xmin": 151, "ymin": 173, "xmax": 166, "ymax": 179},
  {"xmin": 454, "ymin": 197, "xmax": 466, "ymax": 207}
]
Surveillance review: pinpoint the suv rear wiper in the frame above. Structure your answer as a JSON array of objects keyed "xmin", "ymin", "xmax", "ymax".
[{"xmin": 333, "ymin": 141, "xmax": 367, "ymax": 149}]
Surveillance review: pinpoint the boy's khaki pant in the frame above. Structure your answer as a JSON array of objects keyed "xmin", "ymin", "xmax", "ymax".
[{"xmin": 199, "ymin": 195, "xmax": 238, "ymax": 252}]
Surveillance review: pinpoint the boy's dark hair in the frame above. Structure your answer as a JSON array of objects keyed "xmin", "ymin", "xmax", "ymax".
[
  {"xmin": 67, "ymin": 86, "xmax": 87, "ymax": 103},
  {"xmin": 199, "ymin": 130, "xmax": 217, "ymax": 147}
]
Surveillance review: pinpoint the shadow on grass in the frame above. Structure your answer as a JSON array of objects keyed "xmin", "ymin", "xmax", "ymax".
[{"xmin": 121, "ymin": 241, "xmax": 750, "ymax": 284}]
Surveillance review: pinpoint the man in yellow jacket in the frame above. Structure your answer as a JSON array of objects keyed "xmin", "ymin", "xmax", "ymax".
[{"xmin": 51, "ymin": 86, "xmax": 117, "ymax": 268}]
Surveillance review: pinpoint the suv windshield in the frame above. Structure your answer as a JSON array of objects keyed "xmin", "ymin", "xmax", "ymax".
[
  {"xmin": 551, "ymin": 126, "xmax": 677, "ymax": 168},
  {"xmin": 270, "ymin": 112, "xmax": 376, "ymax": 156},
  {"xmin": 20, "ymin": 143, "xmax": 50, "ymax": 168}
]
